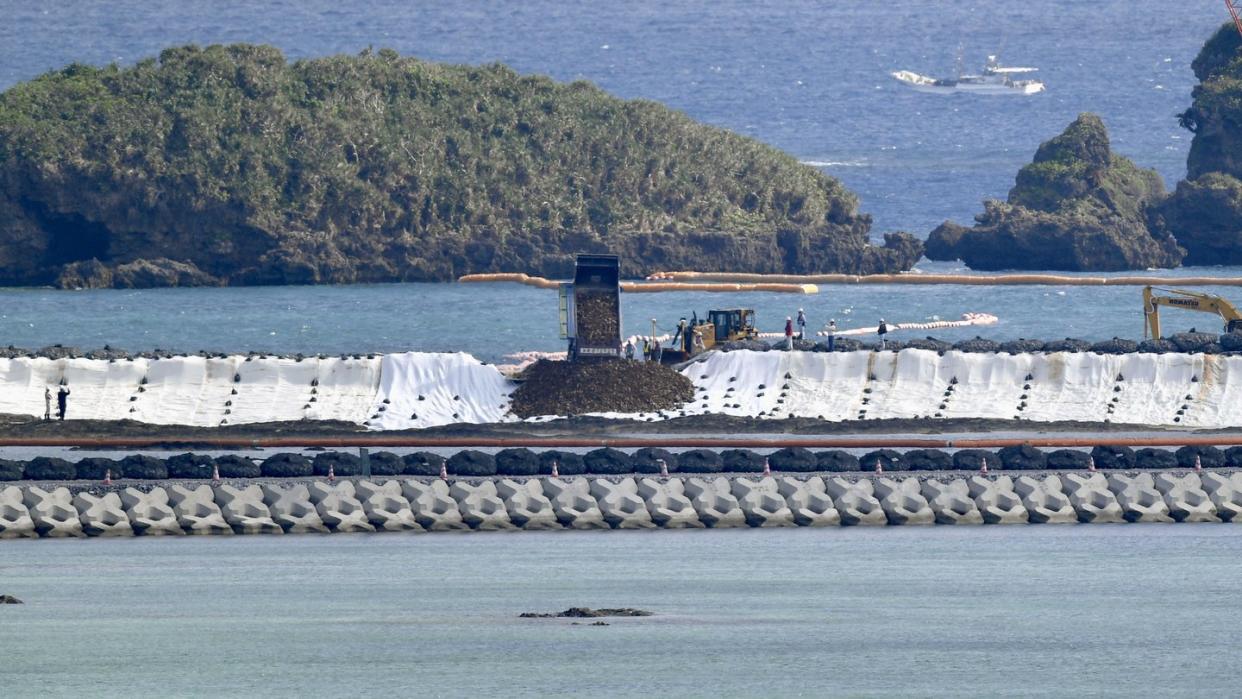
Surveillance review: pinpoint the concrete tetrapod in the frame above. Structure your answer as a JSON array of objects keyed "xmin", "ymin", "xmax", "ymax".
[
  {"xmin": 823, "ymin": 477, "xmax": 887, "ymax": 526},
  {"xmin": 166, "ymin": 484, "xmax": 233, "ymax": 535},
  {"xmin": 74, "ymin": 491, "xmax": 134, "ymax": 537},
  {"xmin": 1105, "ymin": 473, "xmax": 1174, "ymax": 523},
  {"xmin": 541, "ymin": 478, "xmax": 609, "ymax": 530},
  {"xmin": 214, "ymin": 484, "xmax": 283, "ymax": 534},
  {"xmin": 966, "ymin": 476, "xmax": 1030, "ymax": 525},
  {"xmin": 0, "ymin": 485, "xmax": 37, "ymax": 538},
  {"xmin": 682, "ymin": 476, "xmax": 747, "ymax": 528},
  {"xmin": 1012, "ymin": 476, "xmax": 1077, "ymax": 524},
  {"xmin": 873, "ymin": 477, "xmax": 936, "ymax": 525},
  {"xmin": 494, "ymin": 478, "xmax": 561, "ymax": 530},
  {"xmin": 589, "ymin": 477, "xmax": 657, "ymax": 529},
  {"xmin": 730, "ymin": 476, "xmax": 796, "ymax": 527},
  {"xmin": 1061, "ymin": 473, "xmax": 1127, "ymax": 523},
  {"xmin": 118, "ymin": 487, "xmax": 183, "ymax": 535},
  {"xmin": 776, "ymin": 476, "xmax": 841, "ymax": 526},
  {"xmin": 400, "ymin": 480, "xmax": 470, "ymax": 531},
  {"xmin": 1199, "ymin": 472, "xmax": 1242, "ymax": 522},
  {"xmin": 449, "ymin": 480, "xmax": 516, "ymax": 531},
  {"xmin": 636, "ymin": 477, "xmax": 703, "ymax": 528},
  {"xmin": 260, "ymin": 483, "xmax": 330, "ymax": 533},
  {"xmin": 353, "ymin": 479, "xmax": 422, "ymax": 531},
  {"xmin": 920, "ymin": 478, "xmax": 984, "ymax": 525},
  {"xmin": 22, "ymin": 486, "xmax": 83, "ymax": 537},
  {"xmin": 1153, "ymin": 473, "xmax": 1220, "ymax": 523},
  {"xmin": 307, "ymin": 481, "xmax": 377, "ymax": 533}
]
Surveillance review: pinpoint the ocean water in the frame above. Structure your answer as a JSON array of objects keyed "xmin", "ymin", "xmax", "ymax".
[
  {"xmin": 2, "ymin": 264, "xmax": 1241, "ymax": 362},
  {"xmin": 2, "ymin": 525, "xmax": 1240, "ymax": 698},
  {"xmin": 0, "ymin": 1, "xmax": 1224, "ymax": 238}
]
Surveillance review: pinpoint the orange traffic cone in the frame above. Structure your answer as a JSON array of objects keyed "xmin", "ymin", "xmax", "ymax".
[
  {"xmin": 1194, "ymin": 454, "xmax": 1203, "ymax": 472},
  {"xmin": 327, "ymin": 462, "xmax": 336, "ymax": 483},
  {"xmin": 875, "ymin": 460, "xmax": 883, "ymax": 474},
  {"xmin": 439, "ymin": 461, "xmax": 448, "ymax": 480},
  {"xmin": 980, "ymin": 458, "xmax": 988, "ymax": 476},
  {"xmin": 762, "ymin": 458, "xmax": 771, "ymax": 476},
  {"xmin": 102, "ymin": 469, "xmax": 112, "ymax": 486},
  {"xmin": 1088, "ymin": 456, "xmax": 1097, "ymax": 472},
  {"xmin": 211, "ymin": 463, "xmax": 221, "ymax": 483},
  {"xmin": 658, "ymin": 459, "xmax": 669, "ymax": 478},
  {"xmin": 550, "ymin": 460, "xmax": 559, "ymax": 478}
]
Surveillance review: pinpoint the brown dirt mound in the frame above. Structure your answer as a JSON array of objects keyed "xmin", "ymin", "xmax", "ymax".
[{"xmin": 510, "ymin": 360, "xmax": 693, "ymax": 418}]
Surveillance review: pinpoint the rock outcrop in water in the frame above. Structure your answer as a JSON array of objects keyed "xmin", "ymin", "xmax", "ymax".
[
  {"xmin": 1156, "ymin": 23, "xmax": 1242, "ymax": 265},
  {"xmin": 0, "ymin": 44, "xmax": 920, "ymax": 289},
  {"xmin": 926, "ymin": 114, "xmax": 1183, "ymax": 271}
]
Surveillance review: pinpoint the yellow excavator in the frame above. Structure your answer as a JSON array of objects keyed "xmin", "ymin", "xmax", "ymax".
[{"xmin": 1142, "ymin": 286, "xmax": 1242, "ymax": 339}]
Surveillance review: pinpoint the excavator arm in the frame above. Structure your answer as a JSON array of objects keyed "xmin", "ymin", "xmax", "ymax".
[{"xmin": 1143, "ymin": 286, "xmax": 1242, "ymax": 339}]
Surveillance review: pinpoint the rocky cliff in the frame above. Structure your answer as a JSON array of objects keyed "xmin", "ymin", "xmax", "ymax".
[
  {"xmin": 1156, "ymin": 22, "xmax": 1242, "ymax": 265},
  {"xmin": 926, "ymin": 114, "xmax": 1182, "ymax": 271},
  {"xmin": 0, "ymin": 44, "xmax": 920, "ymax": 288}
]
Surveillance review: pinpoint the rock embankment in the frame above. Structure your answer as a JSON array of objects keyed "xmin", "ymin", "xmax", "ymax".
[
  {"xmin": 3, "ymin": 467, "xmax": 1239, "ymax": 537},
  {"xmin": 0, "ymin": 44, "xmax": 920, "ymax": 289},
  {"xmin": 927, "ymin": 114, "xmax": 1182, "ymax": 271},
  {"xmin": 723, "ymin": 333, "xmax": 1239, "ymax": 356},
  {"xmin": 520, "ymin": 608, "xmax": 652, "ymax": 618}
]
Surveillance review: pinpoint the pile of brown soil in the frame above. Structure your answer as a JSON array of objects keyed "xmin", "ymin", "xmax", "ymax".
[
  {"xmin": 575, "ymin": 291, "xmax": 619, "ymax": 344},
  {"xmin": 510, "ymin": 359, "xmax": 693, "ymax": 418}
]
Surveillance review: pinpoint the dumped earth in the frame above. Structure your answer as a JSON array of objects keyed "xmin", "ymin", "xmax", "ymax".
[
  {"xmin": 575, "ymin": 291, "xmax": 620, "ymax": 344},
  {"xmin": 509, "ymin": 359, "xmax": 694, "ymax": 418},
  {"xmin": 519, "ymin": 608, "xmax": 653, "ymax": 618}
]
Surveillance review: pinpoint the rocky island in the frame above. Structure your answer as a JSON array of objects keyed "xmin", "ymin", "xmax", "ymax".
[
  {"xmin": 0, "ymin": 44, "xmax": 920, "ymax": 288},
  {"xmin": 926, "ymin": 113, "xmax": 1183, "ymax": 271},
  {"xmin": 1156, "ymin": 22, "xmax": 1242, "ymax": 265}
]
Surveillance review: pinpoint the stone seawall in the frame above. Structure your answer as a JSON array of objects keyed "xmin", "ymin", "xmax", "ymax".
[{"xmin": 2, "ymin": 471, "xmax": 1239, "ymax": 537}]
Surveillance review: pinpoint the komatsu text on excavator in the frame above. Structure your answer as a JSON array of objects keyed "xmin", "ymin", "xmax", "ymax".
[{"xmin": 1142, "ymin": 286, "xmax": 1242, "ymax": 339}]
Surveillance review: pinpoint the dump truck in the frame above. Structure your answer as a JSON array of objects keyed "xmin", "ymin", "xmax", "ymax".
[
  {"xmin": 560, "ymin": 254, "xmax": 622, "ymax": 360},
  {"xmin": 660, "ymin": 308, "xmax": 758, "ymax": 364}
]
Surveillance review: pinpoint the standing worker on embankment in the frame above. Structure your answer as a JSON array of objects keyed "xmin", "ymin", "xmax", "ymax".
[
  {"xmin": 43, "ymin": 386, "xmax": 52, "ymax": 421},
  {"xmin": 825, "ymin": 319, "xmax": 837, "ymax": 351},
  {"xmin": 56, "ymin": 385, "xmax": 70, "ymax": 421},
  {"xmin": 785, "ymin": 316, "xmax": 794, "ymax": 350},
  {"xmin": 878, "ymin": 318, "xmax": 889, "ymax": 350},
  {"xmin": 796, "ymin": 308, "xmax": 807, "ymax": 339}
]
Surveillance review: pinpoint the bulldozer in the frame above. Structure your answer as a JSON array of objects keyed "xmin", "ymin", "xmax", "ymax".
[
  {"xmin": 660, "ymin": 308, "xmax": 758, "ymax": 364},
  {"xmin": 1142, "ymin": 286, "xmax": 1242, "ymax": 339}
]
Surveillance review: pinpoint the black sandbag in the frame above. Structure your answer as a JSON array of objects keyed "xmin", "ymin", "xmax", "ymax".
[
  {"xmin": 997, "ymin": 445, "xmax": 1046, "ymax": 471},
  {"xmin": 1045, "ymin": 449, "xmax": 1091, "ymax": 470},
  {"xmin": 1175, "ymin": 445, "xmax": 1225, "ymax": 469},
  {"xmin": 633, "ymin": 447, "xmax": 676, "ymax": 474},
  {"xmin": 1090, "ymin": 445, "xmax": 1135, "ymax": 470},
  {"xmin": 166, "ymin": 453, "xmax": 215, "ymax": 479},
  {"xmin": 402, "ymin": 451, "xmax": 446, "ymax": 477},
  {"xmin": 119, "ymin": 454, "xmax": 167, "ymax": 480},
  {"xmin": 721, "ymin": 449, "xmax": 765, "ymax": 473},
  {"xmin": 76, "ymin": 457, "xmax": 124, "ymax": 480},
  {"xmin": 216, "ymin": 454, "xmax": 261, "ymax": 478},
  {"xmin": 902, "ymin": 449, "xmax": 952, "ymax": 471},
  {"xmin": 446, "ymin": 450, "xmax": 497, "ymax": 477},
  {"xmin": 582, "ymin": 448, "xmax": 633, "ymax": 475},
  {"xmin": 767, "ymin": 447, "xmax": 817, "ymax": 472},
  {"xmin": 952, "ymin": 449, "xmax": 997, "ymax": 471},
  {"xmin": 1134, "ymin": 448, "xmax": 1177, "ymax": 470},
  {"xmin": 495, "ymin": 448, "xmax": 542, "ymax": 476},
  {"xmin": 815, "ymin": 450, "xmax": 860, "ymax": 472},
  {"xmin": 539, "ymin": 450, "xmax": 586, "ymax": 476},
  {"xmin": 860, "ymin": 449, "xmax": 902, "ymax": 471},
  {"xmin": 261, "ymin": 453, "xmax": 314, "ymax": 478},
  {"xmin": 313, "ymin": 451, "xmax": 364, "ymax": 477},
  {"xmin": 367, "ymin": 451, "xmax": 404, "ymax": 476},
  {"xmin": 675, "ymin": 449, "xmax": 723, "ymax": 473}
]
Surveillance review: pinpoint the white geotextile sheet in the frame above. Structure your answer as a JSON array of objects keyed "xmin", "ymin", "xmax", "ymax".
[{"xmin": 367, "ymin": 352, "xmax": 517, "ymax": 430}]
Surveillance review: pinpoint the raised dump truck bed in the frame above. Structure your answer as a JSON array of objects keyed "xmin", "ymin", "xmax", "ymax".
[{"xmin": 566, "ymin": 254, "xmax": 622, "ymax": 360}]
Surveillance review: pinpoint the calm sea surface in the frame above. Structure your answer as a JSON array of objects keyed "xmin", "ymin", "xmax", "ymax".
[
  {"xmin": 1, "ymin": 4, "xmax": 1238, "ymax": 695},
  {"xmin": 2, "ymin": 526, "xmax": 1240, "ymax": 698}
]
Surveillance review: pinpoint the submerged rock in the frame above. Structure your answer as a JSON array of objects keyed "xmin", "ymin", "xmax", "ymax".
[
  {"xmin": 0, "ymin": 595, "xmax": 22, "ymax": 604},
  {"xmin": 520, "ymin": 607, "xmax": 653, "ymax": 618},
  {"xmin": 927, "ymin": 114, "xmax": 1182, "ymax": 271}
]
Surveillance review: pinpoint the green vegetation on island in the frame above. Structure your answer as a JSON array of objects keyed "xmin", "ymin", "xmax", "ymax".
[
  {"xmin": 0, "ymin": 44, "xmax": 920, "ymax": 288},
  {"xmin": 926, "ymin": 113, "xmax": 1182, "ymax": 271}
]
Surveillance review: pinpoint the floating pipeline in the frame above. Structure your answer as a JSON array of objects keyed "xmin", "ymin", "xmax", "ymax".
[
  {"xmin": 457, "ymin": 273, "xmax": 818, "ymax": 294},
  {"xmin": 3, "ymin": 469, "xmax": 1240, "ymax": 538},
  {"xmin": 5, "ymin": 347, "xmax": 1242, "ymax": 430},
  {"xmin": 645, "ymin": 271, "xmax": 1242, "ymax": 286}
]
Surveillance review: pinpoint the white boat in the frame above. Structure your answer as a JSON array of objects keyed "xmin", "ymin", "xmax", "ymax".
[{"xmin": 891, "ymin": 55, "xmax": 1045, "ymax": 95}]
